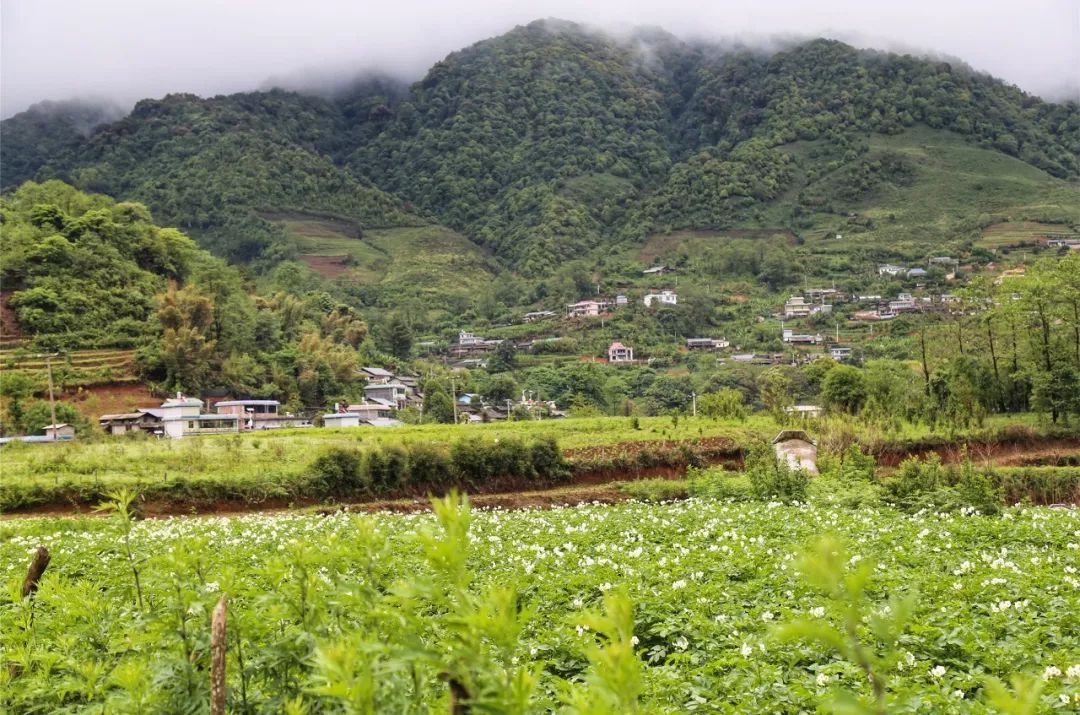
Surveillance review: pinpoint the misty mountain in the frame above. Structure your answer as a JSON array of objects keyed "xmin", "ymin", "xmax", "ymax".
[
  {"xmin": 3, "ymin": 19, "xmax": 1078, "ymax": 274},
  {"xmin": 0, "ymin": 99, "xmax": 126, "ymax": 189}
]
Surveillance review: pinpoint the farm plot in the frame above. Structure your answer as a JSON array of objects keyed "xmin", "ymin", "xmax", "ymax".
[{"xmin": 2, "ymin": 497, "xmax": 1078, "ymax": 712}]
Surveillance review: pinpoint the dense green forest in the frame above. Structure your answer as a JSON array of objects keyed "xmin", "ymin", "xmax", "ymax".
[{"xmin": 4, "ymin": 20, "xmax": 1077, "ymax": 276}]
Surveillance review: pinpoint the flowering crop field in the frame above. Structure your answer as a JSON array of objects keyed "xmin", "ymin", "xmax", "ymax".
[{"xmin": 2, "ymin": 498, "xmax": 1079, "ymax": 713}]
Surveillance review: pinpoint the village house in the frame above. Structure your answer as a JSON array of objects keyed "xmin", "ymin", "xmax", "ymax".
[
  {"xmin": 888, "ymin": 294, "xmax": 918, "ymax": 312},
  {"xmin": 566, "ymin": 300, "xmax": 609, "ymax": 318},
  {"xmin": 98, "ymin": 410, "xmax": 163, "ymax": 436},
  {"xmin": 360, "ymin": 366, "xmax": 395, "ymax": 382},
  {"xmin": 783, "ymin": 296, "xmax": 812, "ymax": 318},
  {"xmin": 782, "ymin": 329, "xmax": 823, "ymax": 345},
  {"xmin": 830, "ymin": 346, "xmax": 853, "ymax": 361},
  {"xmin": 644, "ymin": 290, "xmax": 678, "ymax": 307},
  {"xmin": 323, "ymin": 412, "xmax": 361, "ymax": 428},
  {"xmin": 1047, "ymin": 238, "xmax": 1080, "ymax": 249},
  {"xmin": 523, "ymin": 310, "xmax": 557, "ymax": 322},
  {"xmin": 43, "ymin": 423, "xmax": 76, "ymax": 440},
  {"xmin": 159, "ymin": 393, "xmax": 240, "ymax": 439},
  {"xmin": 608, "ymin": 341, "xmax": 634, "ymax": 363},
  {"xmin": 784, "ymin": 405, "xmax": 824, "ymax": 419},
  {"xmin": 907, "ymin": 267, "xmax": 928, "ymax": 278},
  {"xmin": 615, "ymin": 294, "xmax": 628, "ymax": 307},
  {"xmin": 214, "ymin": 399, "xmax": 308, "ymax": 430},
  {"xmin": 686, "ymin": 337, "xmax": 730, "ymax": 350},
  {"xmin": 642, "ymin": 265, "xmax": 673, "ymax": 276},
  {"xmin": 450, "ymin": 332, "xmax": 503, "ymax": 356},
  {"xmin": 878, "ymin": 264, "xmax": 906, "ymax": 277},
  {"xmin": 363, "ymin": 382, "xmax": 408, "ymax": 409},
  {"xmin": 854, "ymin": 308, "xmax": 897, "ymax": 321},
  {"xmin": 457, "ymin": 331, "xmax": 484, "ymax": 346}
]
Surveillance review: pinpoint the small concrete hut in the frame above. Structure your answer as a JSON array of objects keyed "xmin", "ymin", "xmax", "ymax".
[{"xmin": 772, "ymin": 430, "xmax": 818, "ymax": 475}]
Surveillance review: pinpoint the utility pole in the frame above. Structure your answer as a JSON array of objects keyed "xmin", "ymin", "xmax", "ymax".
[
  {"xmin": 451, "ymin": 378, "xmax": 458, "ymax": 424},
  {"xmin": 691, "ymin": 391, "xmax": 697, "ymax": 418},
  {"xmin": 46, "ymin": 355, "xmax": 57, "ymax": 439}
]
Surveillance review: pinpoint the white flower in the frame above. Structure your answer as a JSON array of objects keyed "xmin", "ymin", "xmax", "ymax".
[
  {"xmin": 1066, "ymin": 664, "xmax": 1080, "ymax": 679},
  {"xmin": 630, "ymin": 635, "xmax": 639, "ymax": 646},
  {"xmin": 673, "ymin": 636, "xmax": 689, "ymax": 651},
  {"xmin": 816, "ymin": 673, "xmax": 830, "ymax": 687},
  {"xmin": 1043, "ymin": 665, "xmax": 1062, "ymax": 681},
  {"xmin": 741, "ymin": 642, "xmax": 753, "ymax": 657},
  {"xmin": 672, "ymin": 579, "xmax": 687, "ymax": 590},
  {"xmin": 810, "ymin": 607, "xmax": 825, "ymax": 618},
  {"xmin": 761, "ymin": 611, "xmax": 775, "ymax": 622},
  {"xmin": 930, "ymin": 665, "xmax": 946, "ymax": 679},
  {"xmin": 1061, "ymin": 694, "xmax": 1071, "ymax": 705}
]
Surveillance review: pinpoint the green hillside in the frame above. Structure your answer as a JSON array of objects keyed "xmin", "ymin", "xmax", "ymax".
[
  {"xmin": 13, "ymin": 91, "xmax": 425, "ymax": 265},
  {"xmin": 2, "ymin": 19, "xmax": 1077, "ymax": 315},
  {"xmin": 266, "ymin": 210, "xmax": 500, "ymax": 297}
]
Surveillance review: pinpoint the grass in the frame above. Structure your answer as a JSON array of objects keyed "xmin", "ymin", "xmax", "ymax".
[
  {"xmin": 272, "ymin": 214, "xmax": 500, "ymax": 297},
  {"xmin": 1, "ymin": 414, "xmax": 1074, "ymax": 512},
  {"xmin": 779, "ymin": 127, "xmax": 1079, "ymax": 261},
  {"xmin": 976, "ymin": 221, "xmax": 1079, "ymax": 249}
]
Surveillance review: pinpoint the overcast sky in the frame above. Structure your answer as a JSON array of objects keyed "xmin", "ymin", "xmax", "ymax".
[{"xmin": 2, "ymin": 0, "xmax": 1078, "ymax": 118}]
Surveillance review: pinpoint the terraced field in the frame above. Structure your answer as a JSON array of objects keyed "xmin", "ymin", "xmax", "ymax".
[
  {"xmin": 977, "ymin": 221, "xmax": 1080, "ymax": 249},
  {"xmin": 0, "ymin": 348, "xmax": 139, "ymax": 389},
  {"xmin": 267, "ymin": 211, "xmax": 500, "ymax": 297}
]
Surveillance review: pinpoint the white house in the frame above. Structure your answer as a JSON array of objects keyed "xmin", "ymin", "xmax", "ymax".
[
  {"xmin": 878, "ymin": 264, "xmax": 906, "ymax": 276},
  {"xmin": 608, "ymin": 341, "xmax": 634, "ymax": 363},
  {"xmin": 323, "ymin": 412, "xmax": 362, "ymax": 429},
  {"xmin": 458, "ymin": 331, "xmax": 484, "ymax": 346},
  {"xmin": 784, "ymin": 296, "xmax": 812, "ymax": 318},
  {"xmin": 830, "ymin": 346, "xmax": 853, "ymax": 361},
  {"xmin": 160, "ymin": 393, "xmax": 240, "ymax": 439},
  {"xmin": 644, "ymin": 290, "xmax": 677, "ymax": 307},
  {"xmin": 566, "ymin": 300, "xmax": 608, "ymax": 318}
]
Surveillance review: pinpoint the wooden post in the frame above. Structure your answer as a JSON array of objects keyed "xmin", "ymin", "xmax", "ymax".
[
  {"xmin": 46, "ymin": 357, "xmax": 57, "ymax": 440},
  {"xmin": 210, "ymin": 594, "xmax": 228, "ymax": 715},
  {"xmin": 22, "ymin": 547, "xmax": 50, "ymax": 598}
]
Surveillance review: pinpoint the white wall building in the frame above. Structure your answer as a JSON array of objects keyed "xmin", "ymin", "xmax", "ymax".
[{"xmin": 644, "ymin": 290, "xmax": 677, "ymax": 307}]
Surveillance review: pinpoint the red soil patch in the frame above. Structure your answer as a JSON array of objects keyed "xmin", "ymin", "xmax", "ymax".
[
  {"xmin": 299, "ymin": 254, "xmax": 351, "ymax": 278},
  {"xmin": 64, "ymin": 383, "xmax": 159, "ymax": 420}
]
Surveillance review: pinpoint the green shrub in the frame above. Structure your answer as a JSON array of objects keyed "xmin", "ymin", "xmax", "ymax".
[
  {"xmin": 528, "ymin": 437, "xmax": 571, "ymax": 483},
  {"xmin": 408, "ymin": 444, "xmax": 454, "ymax": 488},
  {"xmin": 310, "ymin": 447, "xmax": 365, "ymax": 494},
  {"xmin": 818, "ymin": 443, "xmax": 876, "ymax": 481},
  {"xmin": 957, "ymin": 460, "xmax": 1003, "ymax": 516},
  {"xmin": 808, "ymin": 477, "xmax": 883, "ymax": 509},
  {"xmin": 367, "ymin": 445, "xmax": 409, "ymax": 493},
  {"xmin": 687, "ymin": 466, "xmax": 754, "ymax": 501},
  {"xmin": 744, "ymin": 442, "xmax": 809, "ymax": 503},
  {"xmin": 884, "ymin": 454, "xmax": 947, "ymax": 509}
]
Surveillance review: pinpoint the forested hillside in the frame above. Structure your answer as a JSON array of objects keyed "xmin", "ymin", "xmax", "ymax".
[
  {"xmin": 5, "ymin": 19, "xmax": 1077, "ymax": 278},
  {"xmin": 0, "ymin": 182, "xmax": 400, "ymax": 421}
]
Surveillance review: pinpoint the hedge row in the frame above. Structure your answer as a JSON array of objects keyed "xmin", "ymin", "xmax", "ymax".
[{"xmin": 309, "ymin": 436, "xmax": 571, "ymax": 497}]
